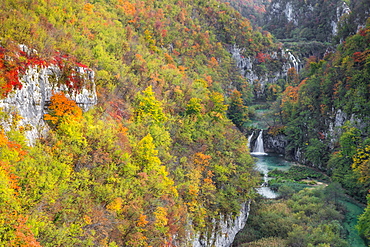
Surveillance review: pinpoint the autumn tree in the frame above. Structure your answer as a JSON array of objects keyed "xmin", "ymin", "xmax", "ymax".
[
  {"xmin": 44, "ymin": 91, "xmax": 82, "ymax": 126},
  {"xmin": 0, "ymin": 129, "xmax": 41, "ymax": 247},
  {"xmin": 227, "ymin": 89, "xmax": 250, "ymax": 130}
]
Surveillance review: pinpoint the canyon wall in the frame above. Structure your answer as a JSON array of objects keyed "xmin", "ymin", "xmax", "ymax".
[
  {"xmin": 191, "ymin": 202, "xmax": 250, "ymax": 247},
  {"xmin": 0, "ymin": 62, "xmax": 97, "ymax": 144}
]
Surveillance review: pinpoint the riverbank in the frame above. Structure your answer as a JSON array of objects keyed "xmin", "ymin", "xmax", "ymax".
[
  {"xmin": 341, "ymin": 197, "xmax": 367, "ymax": 247},
  {"xmin": 234, "ymin": 152, "xmax": 367, "ymax": 246}
]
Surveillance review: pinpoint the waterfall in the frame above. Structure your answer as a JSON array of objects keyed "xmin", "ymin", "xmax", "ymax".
[{"xmin": 251, "ymin": 130, "xmax": 267, "ymax": 156}]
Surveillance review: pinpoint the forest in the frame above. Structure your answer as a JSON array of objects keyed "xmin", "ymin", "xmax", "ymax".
[
  {"xmin": 274, "ymin": 18, "xmax": 370, "ymax": 245},
  {"xmin": 0, "ymin": 0, "xmax": 370, "ymax": 246},
  {"xmin": 0, "ymin": 0, "xmax": 272, "ymax": 246},
  {"xmin": 229, "ymin": 0, "xmax": 370, "ymax": 245}
]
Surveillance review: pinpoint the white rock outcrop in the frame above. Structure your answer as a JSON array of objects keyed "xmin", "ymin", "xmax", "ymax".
[
  {"xmin": 0, "ymin": 64, "xmax": 97, "ymax": 144},
  {"xmin": 230, "ymin": 45, "xmax": 300, "ymax": 98},
  {"xmin": 191, "ymin": 201, "xmax": 250, "ymax": 247}
]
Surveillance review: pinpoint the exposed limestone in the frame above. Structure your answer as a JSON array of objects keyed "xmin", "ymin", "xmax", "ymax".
[
  {"xmin": 284, "ymin": 2, "xmax": 295, "ymax": 24},
  {"xmin": 333, "ymin": 2, "xmax": 351, "ymax": 35},
  {"xmin": 267, "ymin": 0, "xmax": 351, "ymax": 41},
  {"xmin": 230, "ymin": 45, "xmax": 299, "ymax": 98},
  {"xmin": 0, "ymin": 64, "xmax": 97, "ymax": 144},
  {"xmin": 264, "ymin": 133, "xmax": 288, "ymax": 154},
  {"xmin": 192, "ymin": 202, "xmax": 250, "ymax": 247}
]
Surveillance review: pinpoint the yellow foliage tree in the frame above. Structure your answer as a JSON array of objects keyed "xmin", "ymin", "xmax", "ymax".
[
  {"xmin": 133, "ymin": 86, "xmax": 167, "ymax": 124},
  {"xmin": 352, "ymin": 145, "xmax": 370, "ymax": 185}
]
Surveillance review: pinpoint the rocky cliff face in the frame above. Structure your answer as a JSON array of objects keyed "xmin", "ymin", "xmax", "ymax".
[
  {"xmin": 264, "ymin": 133, "xmax": 288, "ymax": 155},
  {"xmin": 230, "ymin": 45, "xmax": 300, "ymax": 98},
  {"xmin": 191, "ymin": 202, "xmax": 250, "ymax": 247},
  {"xmin": 332, "ymin": 2, "xmax": 351, "ymax": 35},
  {"xmin": 265, "ymin": 0, "xmax": 350, "ymax": 41},
  {"xmin": 0, "ymin": 63, "xmax": 97, "ymax": 144}
]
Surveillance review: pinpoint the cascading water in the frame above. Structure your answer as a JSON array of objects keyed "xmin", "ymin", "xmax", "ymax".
[
  {"xmin": 251, "ymin": 130, "xmax": 267, "ymax": 156},
  {"xmin": 255, "ymin": 160, "xmax": 278, "ymax": 199},
  {"xmin": 250, "ymin": 130, "xmax": 277, "ymax": 198}
]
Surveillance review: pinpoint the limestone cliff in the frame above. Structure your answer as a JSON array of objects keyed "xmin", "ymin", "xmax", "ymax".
[
  {"xmin": 191, "ymin": 202, "xmax": 250, "ymax": 247},
  {"xmin": 0, "ymin": 47, "xmax": 97, "ymax": 143},
  {"xmin": 265, "ymin": 0, "xmax": 350, "ymax": 41},
  {"xmin": 230, "ymin": 45, "xmax": 300, "ymax": 98}
]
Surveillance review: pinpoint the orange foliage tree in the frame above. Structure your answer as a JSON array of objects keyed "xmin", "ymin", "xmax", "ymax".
[{"xmin": 44, "ymin": 91, "xmax": 82, "ymax": 126}]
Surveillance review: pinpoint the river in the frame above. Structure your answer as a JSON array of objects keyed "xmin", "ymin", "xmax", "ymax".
[
  {"xmin": 250, "ymin": 129, "xmax": 293, "ymax": 198},
  {"xmin": 251, "ymin": 151, "xmax": 366, "ymax": 246},
  {"xmin": 253, "ymin": 153, "xmax": 293, "ymax": 199}
]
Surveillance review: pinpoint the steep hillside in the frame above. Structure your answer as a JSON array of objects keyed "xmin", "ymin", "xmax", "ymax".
[
  {"xmin": 222, "ymin": 0, "xmax": 271, "ymax": 26},
  {"xmin": 273, "ymin": 17, "xmax": 370, "ymax": 243},
  {"xmin": 224, "ymin": 0, "xmax": 370, "ymax": 243},
  {"xmin": 226, "ymin": 0, "xmax": 370, "ymax": 59},
  {"xmin": 222, "ymin": 0, "xmax": 355, "ymax": 102},
  {"xmin": 335, "ymin": 0, "xmax": 370, "ymax": 42},
  {"xmin": 264, "ymin": 0, "xmax": 350, "ymax": 42},
  {"xmin": 0, "ymin": 0, "xmax": 279, "ymax": 246}
]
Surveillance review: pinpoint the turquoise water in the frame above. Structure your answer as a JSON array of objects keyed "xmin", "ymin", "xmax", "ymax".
[
  {"xmin": 340, "ymin": 199, "xmax": 366, "ymax": 247},
  {"xmin": 254, "ymin": 153, "xmax": 367, "ymax": 246},
  {"xmin": 253, "ymin": 153, "xmax": 294, "ymax": 199},
  {"xmin": 254, "ymin": 153, "xmax": 294, "ymax": 172}
]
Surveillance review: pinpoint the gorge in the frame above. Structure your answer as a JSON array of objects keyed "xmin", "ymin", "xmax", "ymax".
[
  {"xmin": 228, "ymin": 0, "xmax": 370, "ymax": 244},
  {"xmin": 0, "ymin": 0, "xmax": 369, "ymax": 246}
]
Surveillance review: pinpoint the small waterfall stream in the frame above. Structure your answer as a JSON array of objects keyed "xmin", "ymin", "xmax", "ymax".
[
  {"xmin": 249, "ymin": 130, "xmax": 277, "ymax": 199},
  {"xmin": 254, "ymin": 159, "xmax": 278, "ymax": 199},
  {"xmin": 251, "ymin": 130, "xmax": 267, "ymax": 156}
]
